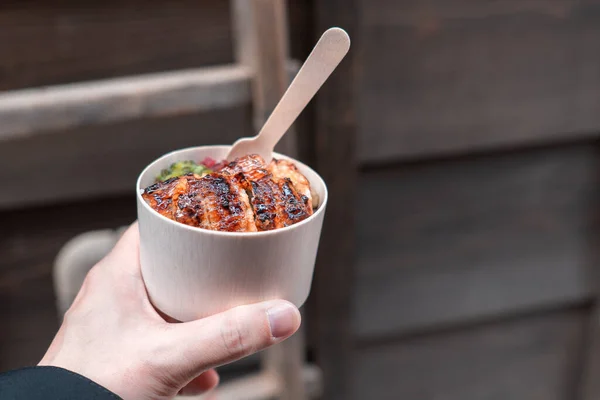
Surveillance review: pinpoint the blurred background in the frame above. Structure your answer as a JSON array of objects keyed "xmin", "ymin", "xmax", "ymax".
[{"xmin": 2, "ymin": 0, "xmax": 600, "ymax": 399}]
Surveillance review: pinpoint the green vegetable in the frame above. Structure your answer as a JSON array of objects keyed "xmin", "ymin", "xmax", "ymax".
[{"xmin": 156, "ymin": 160, "xmax": 211, "ymax": 182}]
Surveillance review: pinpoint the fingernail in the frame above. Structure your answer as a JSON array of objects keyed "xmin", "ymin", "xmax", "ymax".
[{"xmin": 267, "ymin": 303, "xmax": 299, "ymax": 338}]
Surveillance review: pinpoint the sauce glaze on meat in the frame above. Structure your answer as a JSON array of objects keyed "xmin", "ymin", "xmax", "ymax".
[{"xmin": 142, "ymin": 154, "xmax": 314, "ymax": 232}]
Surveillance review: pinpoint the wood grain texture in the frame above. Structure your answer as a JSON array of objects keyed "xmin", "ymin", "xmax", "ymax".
[
  {"xmin": 578, "ymin": 163, "xmax": 600, "ymax": 400},
  {"xmin": 0, "ymin": 65, "xmax": 252, "ymax": 140},
  {"xmin": 0, "ymin": 0, "xmax": 312, "ymax": 91},
  {"xmin": 285, "ymin": 0, "xmax": 317, "ymax": 165},
  {"xmin": 232, "ymin": 0, "xmax": 298, "ymax": 158},
  {"xmin": 263, "ymin": 330, "xmax": 310, "ymax": 400},
  {"xmin": 357, "ymin": 0, "xmax": 600, "ymax": 162},
  {"xmin": 581, "ymin": 307, "xmax": 600, "ymax": 400},
  {"xmin": 187, "ymin": 364, "xmax": 321, "ymax": 400},
  {"xmin": 309, "ymin": 1, "xmax": 358, "ymax": 399},
  {"xmin": 352, "ymin": 308, "xmax": 587, "ymax": 400},
  {"xmin": 0, "ymin": 196, "xmax": 136, "ymax": 370},
  {"xmin": 0, "ymin": 0, "xmax": 234, "ymax": 91},
  {"xmin": 355, "ymin": 143, "xmax": 600, "ymax": 339},
  {"xmin": 0, "ymin": 106, "xmax": 253, "ymax": 210},
  {"xmin": 0, "ymin": 0, "xmax": 312, "ymax": 88},
  {"xmin": 232, "ymin": 0, "xmax": 289, "ymax": 126}
]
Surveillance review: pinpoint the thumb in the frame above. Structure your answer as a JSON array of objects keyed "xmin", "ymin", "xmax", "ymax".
[{"xmin": 162, "ymin": 300, "xmax": 300, "ymax": 381}]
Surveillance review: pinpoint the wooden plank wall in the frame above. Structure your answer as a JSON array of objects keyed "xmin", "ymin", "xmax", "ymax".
[
  {"xmin": 0, "ymin": 0, "xmax": 313, "ymax": 380},
  {"xmin": 350, "ymin": 0, "xmax": 600, "ymax": 398},
  {"xmin": 0, "ymin": 0, "xmax": 312, "ymax": 211},
  {"xmin": 310, "ymin": 1, "xmax": 358, "ymax": 399},
  {"xmin": 352, "ymin": 143, "xmax": 600, "ymax": 398},
  {"xmin": 352, "ymin": 308, "xmax": 588, "ymax": 400},
  {"xmin": 0, "ymin": 1, "xmax": 234, "ymax": 91},
  {"xmin": 0, "ymin": 0, "xmax": 312, "ymax": 91},
  {"xmin": 355, "ymin": 144, "xmax": 600, "ymax": 340},
  {"xmin": 4, "ymin": 0, "xmax": 600, "ymax": 398},
  {"xmin": 358, "ymin": 0, "xmax": 600, "ymax": 163},
  {"xmin": 0, "ymin": 197, "xmax": 136, "ymax": 369},
  {"xmin": 0, "ymin": 107, "xmax": 252, "ymax": 210}
]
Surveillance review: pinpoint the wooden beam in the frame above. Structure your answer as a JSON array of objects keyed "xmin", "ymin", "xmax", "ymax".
[
  {"xmin": 357, "ymin": 0, "xmax": 600, "ymax": 163},
  {"xmin": 0, "ymin": 60, "xmax": 302, "ymax": 143},
  {"xmin": 578, "ymin": 143, "xmax": 600, "ymax": 400},
  {"xmin": 263, "ymin": 328, "xmax": 308, "ymax": 400},
  {"xmin": 0, "ymin": 0, "xmax": 235, "ymax": 92},
  {"xmin": 232, "ymin": 2, "xmax": 305, "ymax": 399},
  {"xmin": 0, "ymin": 65, "xmax": 252, "ymax": 141},
  {"xmin": 353, "ymin": 309, "xmax": 587, "ymax": 400},
  {"xmin": 188, "ymin": 364, "xmax": 322, "ymax": 400},
  {"xmin": 231, "ymin": 0, "xmax": 298, "ymax": 157},
  {"xmin": 0, "ymin": 107, "xmax": 253, "ymax": 210},
  {"xmin": 581, "ymin": 307, "xmax": 600, "ymax": 400},
  {"xmin": 311, "ymin": 0, "xmax": 358, "ymax": 399},
  {"xmin": 355, "ymin": 144, "xmax": 599, "ymax": 340}
]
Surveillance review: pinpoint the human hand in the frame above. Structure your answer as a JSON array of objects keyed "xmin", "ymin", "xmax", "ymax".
[{"xmin": 39, "ymin": 222, "xmax": 301, "ymax": 399}]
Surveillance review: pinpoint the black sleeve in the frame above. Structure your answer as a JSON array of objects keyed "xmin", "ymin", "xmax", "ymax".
[{"xmin": 0, "ymin": 366, "xmax": 121, "ymax": 400}]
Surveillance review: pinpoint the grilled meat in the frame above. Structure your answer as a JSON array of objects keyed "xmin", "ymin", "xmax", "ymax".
[
  {"xmin": 220, "ymin": 154, "xmax": 270, "ymax": 181},
  {"xmin": 142, "ymin": 174, "xmax": 197, "ymax": 220},
  {"xmin": 142, "ymin": 172, "xmax": 256, "ymax": 232},
  {"xmin": 176, "ymin": 172, "xmax": 257, "ymax": 232},
  {"xmin": 245, "ymin": 174, "xmax": 311, "ymax": 230},
  {"xmin": 142, "ymin": 154, "xmax": 315, "ymax": 232},
  {"xmin": 267, "ymin": 158, "xmax": 313, "ymax": 213}
]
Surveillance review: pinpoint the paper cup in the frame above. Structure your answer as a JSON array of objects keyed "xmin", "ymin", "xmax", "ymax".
[{"xmin": 136, "ymin": 145, "xmax": 327, "ymax": 322}]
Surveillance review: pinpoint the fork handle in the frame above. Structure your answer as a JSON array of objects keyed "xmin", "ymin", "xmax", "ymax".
[{"xmin": 256, "ymin": 27, "xmax": 350, "ymax": 152}]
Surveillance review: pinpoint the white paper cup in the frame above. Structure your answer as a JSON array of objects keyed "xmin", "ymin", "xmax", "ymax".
[{"xmin": 136, "ymin": 145, "xmax": 327, "ymax": 322}]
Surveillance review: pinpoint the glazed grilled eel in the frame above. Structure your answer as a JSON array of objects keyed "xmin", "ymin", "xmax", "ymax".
[{"xmin": 142, "ymin": 155, "xmax": 314, "ymax": 232}]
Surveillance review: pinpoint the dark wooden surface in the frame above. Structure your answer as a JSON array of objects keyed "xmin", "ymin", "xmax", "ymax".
[
  {"xmin": 0, "ymin": 196, "xmax": 137, "ymax": 369},
  {"xmin": 0, "ymin": 1, "xmax": 234, "ymax": 91},
  {"xmin": 579, "ymin": 166, "xmax": 600, "ymax": 400},
  {"xmin": 350, "ymin": 2, "xmax": 600, "ymax": 397},
  {"xmin": 582, "ymin": 308, "xmax": 600, "ymax": 399},
  {"xmin": 309, "ymin": 0, "xmax": 357, "ymax": 399},
  {"xmin": 352, "ymin": 307, "xmax": 588, "ymax": 400},
  {"xmin": 355, "ymin": 143, "xmax": 600, "ymax": 340},
  {"xmin": 0, "ymin": 106, "xmax": 253, "ymax": 210},
  {"xmin": 231, "ymin": 0, "xmax": 299, "ymax": 158},
  {"xmin": 0, "ymin": 0, "xmax": 312, "ymax": 92},
  {"xmin": 0, "ymin": 0, "xmax": 313, "ymax": 211},
  {"xmin": 0, "ymin": 64, "xmax": 255, "ymax": 142},
  {"xmin": 357, "ymin": 0, "xmax": 600, "ymax": 163}
]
